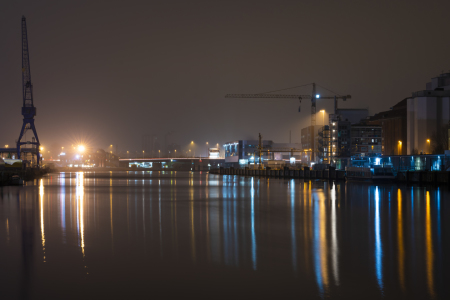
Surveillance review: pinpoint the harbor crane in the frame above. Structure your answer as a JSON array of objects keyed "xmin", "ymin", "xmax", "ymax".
[
  {"xmin": 17, "ymin": 16, "xmax": 41, "ymax": 166},
  {"xmin": 225, "ymin": 83, "xmax": 351, "ymax": 127}
]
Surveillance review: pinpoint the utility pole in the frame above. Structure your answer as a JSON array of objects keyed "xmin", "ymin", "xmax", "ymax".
[{"xmin": 258, "ymin": 133, "xmax": 263, "ymax": 170}]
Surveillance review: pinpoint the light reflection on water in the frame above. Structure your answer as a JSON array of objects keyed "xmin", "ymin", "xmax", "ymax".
[{"xmin": 0, "ymin": 171, "xmax": 448, "ymax": 299}]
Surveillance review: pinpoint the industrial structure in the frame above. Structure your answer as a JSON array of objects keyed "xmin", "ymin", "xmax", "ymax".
[
  {"xmin": 226, "ymin": 82, "xmax": 351, "ymax": 127},
  {"xmin": 223, "ymin": 136, "xmax": 302, "ymax": 168},
  {"xmin": 406, "ymin": 72, "xmax": 450, "ymax": 154},
  {"xmin": 17, "ymin": 16, "xmax": 41, "ymax": 166},
  {"xmin": 0, "ymin": 17, "xmax": 41, "ymax": 167}
]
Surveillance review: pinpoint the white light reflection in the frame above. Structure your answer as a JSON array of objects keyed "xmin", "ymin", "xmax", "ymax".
[
  {"xmin": 330, "ymin": 182, "xmax": 339, "ymax": 285},
  {"xmin": 251, "ymin": 177, "xmax": 257, "ymax": 270},
  {"xmin": 290, "ymin": 180, "xmax": 297, "ymax": 272},
  {"xmin": 61, "ymin": 173, "xmax": 66, "ymax": 243},
  {"xmin": 374, "ymin": 186, "xmax": 383, "ymax": 292}
]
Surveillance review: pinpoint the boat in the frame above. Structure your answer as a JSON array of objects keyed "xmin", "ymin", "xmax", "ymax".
[
  {"xmin": 10, "ymin": 175, "xmax": 24, "ymax": 186},
  {"xmin": 346, "ymin": 165, "xmax": 396, "ymax": 182}
]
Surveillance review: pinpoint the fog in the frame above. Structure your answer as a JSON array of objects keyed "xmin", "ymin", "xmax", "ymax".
[{"xmin": 1, "ymin": 0, "xmax": 449, "ymax": 154}]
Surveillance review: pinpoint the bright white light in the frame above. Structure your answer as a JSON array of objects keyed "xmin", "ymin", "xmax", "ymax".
[
  {"xmin": 290, "ymin": 157, "xmax": 296, "ymax": 164},
  {"xmin": 239, "ymin": 159, "xmax": 248, "ymax": 165},
  {"xmin": 78, "ymin": 145, "xmax": 85, "ymax": 152},
  {"xmin": 316, "ymin": 94, "xmax": 320, "ymax": 99},
  {"xmin": 76, "ymin": 154, "xmax": 80, "ymax": 159}
]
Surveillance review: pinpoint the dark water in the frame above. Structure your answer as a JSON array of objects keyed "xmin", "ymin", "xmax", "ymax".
[{"xmin": 0, "ymin": 171, "xmax": 448, "ymax": 299}]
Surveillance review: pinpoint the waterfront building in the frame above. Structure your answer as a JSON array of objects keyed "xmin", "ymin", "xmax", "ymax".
[
  {"xmin": 329, "ymin": 116, "xmax": 351, "ymax": 169},
  {"xmin": 224, "ymin": 139, "xmax": 302, "ymax": 167},
  {"xmin": 350, "ymin": 124, "xmax": 382, "ymax": 157},
  {"xmin": 406, "ymin": 72, "xmax": 450, "ymax": 154},
  {"xmin": 365, "ymin": 99, "xmax": 407, "ymax": 155},
  {"xmin": 330, "ymin": 108, "xmax": 368, "ymax": 125},
  {"xmin": 301, "ymin": 125, "xmax": 322, "ymax": 163},
  {"xmin": 318, "ymin": 125, "xmax": 331, "ymax": 163}
]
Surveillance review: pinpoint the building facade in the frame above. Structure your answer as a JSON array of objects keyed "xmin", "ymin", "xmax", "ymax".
[
  {"xmin": 407, "ymin": 73, "xmax": 450, "ymax": 154},
  {"xmin": 318, "ymin": 125, "xmax": 330, "ymax": 163},
  {"xmin": 301, "ymin": 125, "xmax": 322, "ymax": 163},
  {"xmin": 366, "ymin": 99, "xmax": 407, "ymax": 155},
  {"xmin": 224, "ymin": 140, "xmax": 302, "ymax": 167},
  {"xmin": 350, "ymin": 125, "xmax": 382, "ymax": 157}
]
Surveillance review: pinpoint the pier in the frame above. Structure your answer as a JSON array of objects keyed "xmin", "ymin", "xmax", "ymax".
[{"xmin": 211, "ymin": 166, "xmax": 450, "ymax": 185}]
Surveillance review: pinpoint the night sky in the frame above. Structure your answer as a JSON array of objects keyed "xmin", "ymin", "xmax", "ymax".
[{"xmin": 1, "ymin": 0, "xmax": 449, "ymax": 154}]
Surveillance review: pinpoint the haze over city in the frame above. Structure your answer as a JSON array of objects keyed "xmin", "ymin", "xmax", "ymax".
[{"xmin": 1, "ymin": 0, "xmax": 450, "ymax": 153}]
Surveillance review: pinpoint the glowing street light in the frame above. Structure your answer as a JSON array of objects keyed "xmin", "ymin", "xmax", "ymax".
[
  {"xmin": 78, "ymin": 145, "xmax": 85, "ymax": 152},
  {"xmin": 159, "ymin": 149, "xmax": 161, "ymax": 158},
  {"xmin": 142, "ymin": 150, "xmax": 145, "ymax": 158},
  {"xmin": 320, "ymin": 109, "xmax": 325, "ymax": 126},
  {"xmin": 398, "ymin": 141, "xmax": 402, "ymax": 155},
  {"xmin": 40, "ymin": 146, "xmax": 44, "ymax": 151},
  {"xmin": 427, "ymin": 139, "xmax": 430, "ymax": 154}
]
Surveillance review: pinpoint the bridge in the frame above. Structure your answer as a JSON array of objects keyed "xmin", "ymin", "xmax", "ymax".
[{"xmin": 119, "ymin": 157, "xmax": 225, "ymax": 171}]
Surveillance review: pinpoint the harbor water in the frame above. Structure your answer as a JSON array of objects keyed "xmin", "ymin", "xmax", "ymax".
[{"xmin": 0, "ymin": 171, "xmax": 448, "ymax": 299}]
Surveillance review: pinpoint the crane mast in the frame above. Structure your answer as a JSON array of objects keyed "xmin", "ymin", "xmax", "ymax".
[
  {"xmin": 17, "ymin": 16, "xmax": 41, "ymax": 166},
  {"xmin": 311, "ymin": 83, "xmax": 316, "ymax": 126}
]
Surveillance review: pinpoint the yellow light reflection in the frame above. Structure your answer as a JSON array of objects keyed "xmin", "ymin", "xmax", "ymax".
[
  {"xmin": 190, "ymin": 188, "xmax": 196, "ymax": 262},
  {"xmin": 39, "ymin": 179, "xmax": 46, "ymax": 262},
  {"xmin": 397, "ymin": 189, "xmax": 405, "ymax": 291},
  {"xmin": 425, "ymin": 191, "xmax": 435, "ymax": 298},
  {"xmin": 319, "ymin": 192, "xmax": 329, "ymax": 289},
  {"xmin": 77, "ymin": 172, "xmax": 85, "ymax": 257}
]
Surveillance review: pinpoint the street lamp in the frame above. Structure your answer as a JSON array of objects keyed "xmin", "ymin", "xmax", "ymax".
[
  {"xmin": 398, "ymin": 141, "xmax": 402, "ymax": 155},
  {"xmin": 142, "ymin": 150, "xmax": 144, "ymax": 158},
  {"xmin": 206, "ymin": 142, "xmax": 209, "ymax": 157},
  {"xmin": 320, "ymin": 109, "xmax": 325, "ymax": 126},
  {"xmin": 159, "ymin": 149, "xmax": 160, "ymax": 158},
  {"xmin": 427, "ymin": 139, "xmax": 430, "ymax": 154}
]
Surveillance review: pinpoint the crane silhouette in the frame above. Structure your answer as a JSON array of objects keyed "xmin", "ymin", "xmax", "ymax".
[{"xmin": 16, "ymin": 16, "xmax": 41, "ymax": 166}]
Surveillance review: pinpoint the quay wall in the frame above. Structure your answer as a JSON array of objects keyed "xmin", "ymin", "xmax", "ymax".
[{"xmin": 210, "ymin": 167, "xmax": 450, "ymax": 185}]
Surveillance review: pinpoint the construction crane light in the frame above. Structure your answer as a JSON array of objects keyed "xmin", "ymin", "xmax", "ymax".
[{"xmin": 315, "ymin": 94, "xmax": 320, "ymax": 99}]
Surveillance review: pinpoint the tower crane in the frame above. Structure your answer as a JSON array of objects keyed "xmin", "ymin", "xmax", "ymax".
[
  {"xmin": 225, "ymin": 83, "xmax": 351, "ymax": 127},
  {"xmin": 17, "ymin": 16, "xmax": 41, "ymax": 166}
]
